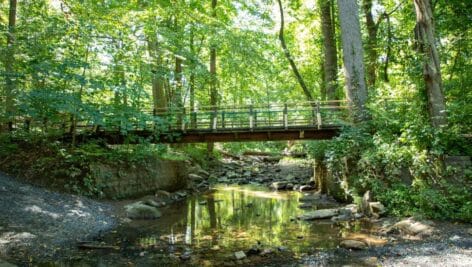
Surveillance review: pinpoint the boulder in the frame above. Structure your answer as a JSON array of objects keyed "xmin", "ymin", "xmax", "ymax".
[
  {"xmin": 234, "ymin": 251, "xmax": 246, "ymax": 260},
  {"xmin": 125, "ymin": 202, "xmax": 162, "ymax": 219},
  {"xmin": 270, "ymin": 182, "xmax": 288, "ymax": 190},
  {"xmin": 467, "ymin": 228, "xmax": 472, "ymax": 236},
  {"xmin": 298, "ymin": 208, "xmax": 339, "ymax": 220},
  {"xmin": 340, "ymin": 239, "xmax": 367, "ymax": 250},
  {"xmin": 392, "ymin": 218, "xmax": 434, "ymax": 236},
  {"xmin": 369, "ymin": 202, "xmax": 386, "ymax": 215}
]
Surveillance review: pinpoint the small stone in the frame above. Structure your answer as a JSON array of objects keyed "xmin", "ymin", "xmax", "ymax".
[
  {"xmin": 125, "ymin": 202, "xmax": 161, "ymax": 220},
  {"xmin": 364, "ymin": 257, "xmax": 378, "ymax": 266},
  {"xmin": 180, "ymin": 251, "xmax": 192, "ymax": 261},
  {"xmin": 139, "ymin": 251, "xmax": 146, "ymax": 256},
  {"xmin": 449, "ymin": 235, "xmax": 461, "ymax": 241},
  {"xmin": 234, "ymin": 251, "xmax": 246, "ymax": 260},
  {"xmin": 260, "ymin": 249, "xmax": 274, "ymax": 256},
  {"xmin": 299, "ymin": 185, "xmax": 315, "ymax": 191},
  {"xmin": 277, "ymin": 246, "xmax": 288, "ymax": 252},
  {"xmin": 298, "ymin": 208, "xmax": 339, "ymax": 220},
  {"xmin": 176, "ymin": 191, "xmax": 188, "ymax": 198},
  {"xmin": 467, "ymin": 228, "xmax": 472, "ymax": 235},
  {"xmin": 340, "ymin": 240, "xmax": 367, "ymax": 250},
  {"xmin": 155, "ymin": 190, "xmax": 171, "ymax": 197},
  {"xmin": 189, "ymin": 173, "xmax": 205, "ymax": 182},
  {"xmin": 211, "ymin": 245, "xmax": 220, "ymax": 251},
  {"xmin": 218, "ymin": 177, "xmax": 230, "ymax": 183}
]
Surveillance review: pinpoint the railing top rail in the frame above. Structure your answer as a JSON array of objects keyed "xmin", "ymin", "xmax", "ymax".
[{"xmin": 151, "ymin": 100, "xmax": 349, "ymax": 113}]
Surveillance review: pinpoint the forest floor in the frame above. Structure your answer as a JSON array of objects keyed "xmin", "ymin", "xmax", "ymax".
[{"xmin": 0, "ymin": 155, "xmax": 471, "ymax": 266}]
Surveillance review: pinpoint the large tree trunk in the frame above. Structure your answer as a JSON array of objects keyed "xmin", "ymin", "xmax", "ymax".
[
  {"xmin": 147, "ymin": 34, "xmax": 167, "ymax": 113},
  {"xmin": 362, "ymin": 0, "xmax": 378, "ymax": 88},
  {"xmin": 413, "ymin": 0, "xmax": 447, "ymax": 127},
  {"xmin": 4, "ymin": 0, "xmax": 17, "ymax": 131},
  {"xmin": 207, "ymin": 0, "xmax": 218, "ymax": 155},
  {"xmin": 189, "ymin": 27, "xmax": 196, "ymax": 127},
  {"xmin": 319, "ymin": 0, "xmax": 338, "ymax": 100},
  {"xmin": 337, "ymin": 0, "xmax": 369, "ymax": 122},
  {"xmin": 277, "ymin": 0, "xmax": 314, "ymax": 102}
]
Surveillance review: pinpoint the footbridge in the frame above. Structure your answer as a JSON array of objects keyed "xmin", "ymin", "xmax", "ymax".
[{"xmin": 4, "ymin": 101, "xmax": 350, "ymax": 143}]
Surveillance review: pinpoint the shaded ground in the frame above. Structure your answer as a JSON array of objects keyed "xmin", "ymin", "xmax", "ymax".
[{"xmin": 0, "ymin": 172, "xmax": 116, "ymax": 264}]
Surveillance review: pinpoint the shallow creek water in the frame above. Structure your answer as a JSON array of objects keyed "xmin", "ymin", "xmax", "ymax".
[{"xmin": 38, "ymin": 185, "xmax": 369, "ymax": 266}]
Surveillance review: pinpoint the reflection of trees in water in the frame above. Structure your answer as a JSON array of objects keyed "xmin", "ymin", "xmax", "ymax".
[{"xmin": 181, "ymin": 186, "xmax": 341, "ymax": 251}]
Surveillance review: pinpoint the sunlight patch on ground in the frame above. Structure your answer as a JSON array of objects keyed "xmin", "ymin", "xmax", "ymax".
[
  {"xmin": 24, "ymin": 205, "xmax": 61, "ymax": 219},
  {"xmin": 0, "ymin": 232, "xmax": 36, "ymax": 246}
]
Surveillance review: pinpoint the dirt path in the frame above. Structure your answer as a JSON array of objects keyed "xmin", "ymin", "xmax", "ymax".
[{"xmin": 0, "ymin": 172, "xmax": 117, "ymax": 264}]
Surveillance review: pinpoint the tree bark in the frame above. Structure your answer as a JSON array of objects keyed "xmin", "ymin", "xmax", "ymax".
[
  {"xmin": 277, "ymin": 0, "xmax": 314, "ymax": 102},
  {"xmin": 207, "ymin": 0, "xmax": 218, "ymax": 155},
  {"xmin": 319, "ymin": 0, "xmax": 338, "ymax": 100},
  {"xmin": 4, "ymin": 0, "xmax": 17, "ymax": 131},
  {"xmin": 337, "ymin": 0, "xmax": 369, "ymax": 122},
  {"xmin": 362, "ymin": 0, "xmax": 378, "ymax": 87},
  {"xmin": 147, "ymin": 34, "xmax": 167, "ymax": 113},
  {"xmin": 413, "ymin": 0, "xmax": 447, "ymax": 127}
]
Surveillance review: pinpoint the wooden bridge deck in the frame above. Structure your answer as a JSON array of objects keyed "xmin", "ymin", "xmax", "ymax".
[{"xmin": 3, "ymin": 101, "xmax": 349, "ymax": 143}]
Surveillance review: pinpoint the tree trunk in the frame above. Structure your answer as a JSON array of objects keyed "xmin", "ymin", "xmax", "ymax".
[
  {"xmin": 147, "ymin": 34, "xmax": 167, "ymax": 113},
  {"xmin": 277, "ymin": 0, "xmax": 314, "ymax": 102},
  {"xmin": 362, "ymin": 0, "xmax": 378, "ymax": 88},
  {"xmin": 4, "ymin": 0, "xmax": 17, "ymax": 131},
  {"xmin": 319, "ymin": 0, "xmax": 338, "ymax": 100},
  {"xmin": 207, "ymin": 0, "xmax": 218, "ymax": 155},
  {"xmin": 189, "ymin": 27, "xmax": 196, "ymax": 127},
  {"xmin": 337, "ymin": 0, "xmax": 369, "ymax": 122},
  {"xmin": 413, "ymin": 0, "xmax": 447, "ymax": 127}
]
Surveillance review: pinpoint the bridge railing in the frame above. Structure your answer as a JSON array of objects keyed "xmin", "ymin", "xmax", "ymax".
[
  {"xmin": 152, "ymin": 100, "xmax": 350, "ymax": 132},
  {"xmin": 0, "ymin": 100, "xmax": 350, "ymax": 134}
]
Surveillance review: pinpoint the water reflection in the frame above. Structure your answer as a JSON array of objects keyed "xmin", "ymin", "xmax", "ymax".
[{"xmin": 152, "ymin": 185, "xmax": 341, "ymax": 254}]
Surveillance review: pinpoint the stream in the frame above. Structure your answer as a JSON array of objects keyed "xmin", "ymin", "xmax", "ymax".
[{"xmin": 34, "ymin": 183, "xmax": 373, "ymax": 267}]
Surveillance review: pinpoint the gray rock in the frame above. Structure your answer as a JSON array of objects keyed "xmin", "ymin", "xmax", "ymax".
[
  {"xmin": 299, "ymin": 185, "xmax": 315, "ymax": 191},
  {"xmin": 218, "ymin": 177, "xmax": 230, "ymax": 183},
  {"xmin": 298, "ymin": 208, "xmax": 339, "ymax": 220},
  {"xmin": 125, "ymin": 202, "xmax": 162, "ymax": 219},
  {"xmin": 361, "ymin": 191, "xmax": 372, "ymax": 217},
  {"xmin": 234, "ymin": 251, "xmax": 246, "ymax": 260},
  {"xmin": 392, "ymin": 218, "xmax": 435, "ymax": 236},
  {"xmin": 188, "ymin": 173, "xmax": 205, "ymax": 182},
  {"xmin": 370, "ymin": 202, "xmax": 386, "ymax": 215},
  {"xmin": 270, "ymin": 181, "xmax": 287, "ymax": 190},
  {"xmin": 467, "ymin": 228, "xmax": 472, "ymax": 235},
  {"xmin": 340, "ymin": 239, "xmax": 367, "ymax": 250},
  {"xmin": 143, "ymin": 199, "xmax": 162, "ymax": 208}
]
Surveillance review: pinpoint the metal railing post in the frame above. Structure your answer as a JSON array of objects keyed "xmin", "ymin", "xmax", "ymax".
[
  {"xmin": 249, "ymin": 105, "xmax": 254, "ymax": 131},
  {"xmin": 283, "ymin": 103, "xmax": 288, "ymax": 130},
  {"xmin": 221, "ymin": 111, "xmax": 226, "ymax": 129}
]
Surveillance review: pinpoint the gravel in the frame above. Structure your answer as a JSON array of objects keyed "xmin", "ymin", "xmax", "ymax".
[{"xmin": 0, "ymin": 172, "xmax": 117, "ymax": 261}]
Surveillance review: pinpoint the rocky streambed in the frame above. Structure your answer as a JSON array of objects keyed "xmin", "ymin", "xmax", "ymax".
[{"xmin": 1, "ymin": 154, "xmax": 471, "ymax": 266}]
